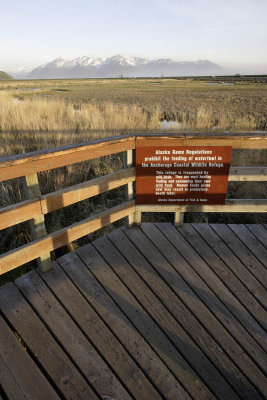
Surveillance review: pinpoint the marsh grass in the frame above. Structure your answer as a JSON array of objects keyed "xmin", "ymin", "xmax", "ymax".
[
  {"xmin": 0, "ymin": 91, "xmax": 264, "ymax": 157},
  {"xmin": 0, "ymin": 86, "xmax": 266, "ymax": 284}
]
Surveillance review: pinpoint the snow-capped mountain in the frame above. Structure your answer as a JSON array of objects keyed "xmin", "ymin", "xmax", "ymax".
[
  {"xmin": 8, "ymin": 66, "xmax": 34, "ymax": 79},
  {"xmin": 10, "ymin": 55, "xmax": 224, "ymax": 79}
]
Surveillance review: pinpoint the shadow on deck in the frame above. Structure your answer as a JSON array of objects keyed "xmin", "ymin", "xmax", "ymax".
[{"xmin": 1, "ymin": 223, "xmax": 266, "ymax": 400}]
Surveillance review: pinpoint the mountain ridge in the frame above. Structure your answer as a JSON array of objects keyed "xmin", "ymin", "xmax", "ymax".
[
  {"xmin": 9, "ymin": 55, "xmax": 225, "ymax": 79},
  {"xmin": 0, "ymin": 71, "xmax": 14, "ymax": 80}
]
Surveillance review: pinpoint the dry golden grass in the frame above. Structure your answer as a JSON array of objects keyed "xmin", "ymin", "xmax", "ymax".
[
  {"xmin": 0, "ymin": 92, "xmax": 162, "ymax": 155},
  {"xmin": 0, "ymin": 91, "xmax": 262, "ymax": 156},
  {"xmin": 0, "ymin": 86, "xmax": 266, "ymax": 285}
]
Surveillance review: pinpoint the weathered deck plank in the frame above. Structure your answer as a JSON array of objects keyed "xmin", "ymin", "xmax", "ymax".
[
  {"xmin": 108, "ymin": 228, "xmax": 263, "ymax": 400},
  {"xmin": 0, "ymin": 283, "xmax": 100, "ymax": 400},
  {"xmin": 15, "ymin": 270, "xmax": 133, "ymax": 400},
  {"xmin": 40, "ymin": 261, "xmax": 162, "ymax": 400},
  {"xmin": 59, "ymin": 251, "xmax": 190, "ymax": 400},
  {"xmin": 153, "ymin": 223, "xmax": 266, "ymax": 368},
  {"xmin": 229, "ymin": 224, "xmax": 267, "ymax": 268},
  {"xmin": 0, "ymin": 316, "xmax": 60, "ymax": 400},
  {"xmin": 131, "ymin": 224, "xmax": 266, "ymax": 396},
  {"xmin": 246, "ymin": 224, "xmax": 267, "ymax": 248},
  {"xmin": 180, "ymin": 223, "xmax": 267, "ymax": 341},
  {"xmin": 210, "ymin": 224, "xmax": 266, "ymax": 285},
  {"xmin": 192, "ymin": 223, "xmax": 266, "ymax": 309},
  {"xmin": 91, "ymin": 236, "xmax": 240, "ymax": 400},
  {"xmin": 1, "ymin": 223, "xmax": 266, "ymax": 400}
]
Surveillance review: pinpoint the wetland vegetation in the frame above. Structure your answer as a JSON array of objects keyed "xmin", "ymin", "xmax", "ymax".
[{"xmin": 0, "ymin": 77, "xmax": 266, "ymax": 284}]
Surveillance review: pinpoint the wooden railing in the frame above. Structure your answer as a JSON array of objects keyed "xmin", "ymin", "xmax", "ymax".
[{"xmin": 0, "ymin": 133, "xmax": 266, "ymax": 275}]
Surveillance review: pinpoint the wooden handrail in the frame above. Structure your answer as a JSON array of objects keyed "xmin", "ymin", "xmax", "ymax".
[
  {"xmin": 1, "ymin": 133, "xmax": 266, "ymax": 182},
  {"xmin": 137, "ymin": 199, "xmax": 267, "ymax": 213},
  {"xmin": 1, "ymin": 166, "xmax": 266, "ymax": 231},
  {"xmin": 0, "ymin": 167, "xmax": 135, "ymax": 230},
  {"xmin": 0, "ymin": 200, "xmax": 136, "ymax": 275},
  {"xmin": 0, "ymin": 133, "xmax": 266, "ymax": 275},
  {"xmin": 0, "ymin": 135, "xmax": 135, "ymax": 182}
]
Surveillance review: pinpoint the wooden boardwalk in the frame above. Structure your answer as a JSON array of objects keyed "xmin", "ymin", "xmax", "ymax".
[{"xmin": 1, "ymin": 223, "xmax": 266, "ymax": 400}]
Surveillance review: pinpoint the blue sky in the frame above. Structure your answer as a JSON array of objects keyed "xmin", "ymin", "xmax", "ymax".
[{"xmin": 0, "ymin": 0, "xmax": 266, "ymax": 72}]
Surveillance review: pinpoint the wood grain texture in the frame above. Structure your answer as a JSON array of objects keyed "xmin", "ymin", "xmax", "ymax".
[
  {"xmin": 245, "ymin": 224, "xmax": 267, "ymax": 248},
  {"xmin": 1, "ymin": 222, "xmax": 267, "ymax": 400},
  {"xmin": 0, "ymin": 198, "xmax": 42, "ymax": 230},
  {"xmin": 41, "ymin": 167, "xmax": 135, "ymax": 214},
  {"xmin": 192, "ymin": 223, "xmax": 266, "ymax": 309},
  {"xmin": 0, "ymin": 168, "xmax": 135, "ymax": 230},
  {"xmin": 0, "ymin": 200, "xmax": 135, "ymax": 274},
  {"xmin": 79, "ymin": 239, "xmax": 218, "ymax": 400},
  {"xmin": 0, "ymin": 136, "xmax": 135, "ymax": 182},
  {"xmin": 109, "ymin": 227, "xmax": 262, "ymax": 400},
  {"xmin": 0, "ymin": 283, "xmax": 100, "ymax": 400},
  {"xmin": 178, "ymin": 224, "xmax": 267, "ymax": 350},
  {"xmin": 21, "ymin": 173, "xmax": 52, "ymax": 272},
  {"xmin": 158, "ymin": 223, "xmax": 267, "ymax": 366},
  {"xmin": 136, "ymin": 134, "xmax": 267, "ymax": 149},
  {"xmin": 228, "ymin": 167, "xmax": 267, "ymax": 181},
  {"xmin": 41, "ymin": 261, "xmax": 162, "ymax": 400},
  {"xmin": 210, "ymin": 224, "xmax": 267, "ymax": 286},
  {"xmin": 228, "ymin": 224, "xmax": 267, "ymax": 268},
  {"xmin": 136, "ymin": 199, "xmax": 267, "ymax": 213},
  {"xmin": 59, "ymin": 251, "xmax": 189, "ymax": 400},
  {"xmin": 124, "ymin": 224, "xmax": 267, "ymax": 396},
  {"xmin": 15, "ymin": 270, "xmax": 132, "ymax": 400},
  {"xmin": 137, "ymin": 223, "xmax": 266, "ymax": 396},
  {"xmin": 0, "ymin": 316, "xmax": 60, "ymax": 400}
]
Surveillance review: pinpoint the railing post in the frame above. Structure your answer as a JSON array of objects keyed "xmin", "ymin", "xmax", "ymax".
[
  {"xmin": 126, "ymin": 149, "xmax": 141, "ymax": 226},
  {"xmin": 174, "ymin": 211, "xmax": 184, "ymax": 227},
  {"xmin": 21, "ymin": 173, "xmax": 52, "ymax": 272}
]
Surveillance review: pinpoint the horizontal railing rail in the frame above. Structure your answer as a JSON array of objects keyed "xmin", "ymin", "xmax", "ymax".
[
  {"xmin": 0, "ymin": 167, "xmax": 136, "ymax": 230},
  {"xmin": 0, "ymin": 133, "xmax": 266, "ymax": 275}
]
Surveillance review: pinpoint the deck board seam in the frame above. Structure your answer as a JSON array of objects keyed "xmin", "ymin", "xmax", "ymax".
[
  {"xmin": 227, "ymin": 225, "xmax": 267, "ymax": 271},
  {"xmin": 209, "ymin": 225, "xmax": 266, "ymax": 290},
  {"xmin": 37, "ymin": 262, "xmax": 137, "ymax": 400},
  {"xmin": 245, "ymin": 225, "xmax": 267, "ymax": 250},
  {"xmin": 142, "ymin": 223, "xmax": 267, "ymax": 378},
  {"xmin": 0, "ymin": 289, "xmax": 69, "ymax": 400},
  {"xmin": 109, "ymin": 230, "xmax": 248, "ymax": 400},
  {"xmin": 188, "ymin": 224, "xmax": 267, "ymax": 332},
  {"xmin": 132, "ymin": 224, "xmax": 266, "ymax": 395},
  {"xmin": 207, "ymin": 224, "xmax": 267, "ymax": 307},
  {"xmin": 76, "ymin": 247, "xmax": 188, "ymax": 400},
  {"xmin": 55, "ymin": 257, "xmax": 164, "ymax": 400},
  {"xmin": 16, "ymin": 270, "xmax": 110, "ymax": 400},
  {"xmin": 98, "ymin": 235, "xmax": 224, "ymax": 399},
  {"xmin": 170, "ymin": 223, "xmax": 267, "ymax": 351},
  {"xmin": 89, "ymin": 239, "xmax": 223, "ymax": 400}
]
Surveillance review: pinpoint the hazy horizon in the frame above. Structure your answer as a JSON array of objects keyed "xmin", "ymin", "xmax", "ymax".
[{"xmin": 1, "ymin": 0, "xmax": 266, "ymax": 74}]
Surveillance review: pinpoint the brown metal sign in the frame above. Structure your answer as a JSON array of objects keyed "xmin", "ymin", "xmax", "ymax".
[{"xmin": 136, "ymin": 146, "xmax": 232, "ymax": 205}]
